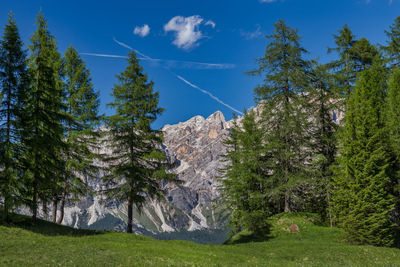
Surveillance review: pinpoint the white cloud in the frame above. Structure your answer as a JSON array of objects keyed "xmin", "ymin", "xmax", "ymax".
[
  {"xmin": 260, "ymin": 0, "xmax": 277, "ymax": 2},
  {"xmin": 164, "ymin": 15, "xmax": 213, "ymax": 50},
  {"xmin": 133, "ymin": 24, "xmax": 150, "ymax": 37},
  {"xmin": 205, "ymin": 20, "xmax": 216, "ymax": 28}
]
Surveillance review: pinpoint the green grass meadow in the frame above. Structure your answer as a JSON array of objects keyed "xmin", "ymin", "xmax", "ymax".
[{"xmin": 1, "ymin": 213, "xmax": 400, "ymax": 266}]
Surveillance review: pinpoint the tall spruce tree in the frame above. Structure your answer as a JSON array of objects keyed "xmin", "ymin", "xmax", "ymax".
[
  {"xmin": 20, "ymin": 11, "xmax": 65, "ymax": 220},
  {"xmin": 249, "ymin": 19, "xmax": 312, "ymax": 213},
  {"xmin": 328, "ymin": 24, "xmax": 357, "ymax": 98},
  {"xmin": 350, "ymin": 38, "xmax": 378, "ymax": 72},
  {"xmin": 219, "ymin": 110, "xmax": 271, "ymax": 234},
  {"xmin": 55, "ymin": 45, "xmax": 100, "ymax": 224},
  {"xmin": 308, "ymin": 64, "xmax": 338, "ymax": 224},
  {"xmin": 103, "ymin": 51, "xmax": 173, "ymax": 233},
  {"xmin": 0, "ymin": 12, "xmax": 28, "ymax": 222},
  {"xmin": 386, "ymin": 68, "xmax": 400, "ymax": 229},
  {"xmin": 387, "ymin": 68, "xmax": 400, "ymax": 157},
  {"xmin": 384, "ymin": 16, "xmax": 400, "ymax": 68},
  {"xmin": 331, "ymin": 63, "xmax": 397, "ymax": 246}
]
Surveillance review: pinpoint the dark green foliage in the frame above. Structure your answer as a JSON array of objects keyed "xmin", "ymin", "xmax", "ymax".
[
  {"xmin": 56, "ymin": 45, "xmax": 100, "ymax": 224},
  {"xmin": 328, "ymin": 26, "xmax": 379, "ymax": 99},
  {"xmin": 387, "ymin": 68, "xmax": 400, "ymax": 158},
  {"xmin": 328, "ymin": 24, "xmax": 357, "ymax": 97},
  {"xmin": 219, "ymin": 111, "xmax": 271, "ymax": 234},
  {"xmin": 0, "ymin": 12, "xmax": 28, "ymax": 222},
  {"xmin": 386, "ymin": 68, "xmax": 400, "ymax": 229},
  {"xmin": 103, "ymin": 51, "xmax": 173, "ymax": 233},
  {"xmin": 221, "ymin": 19, "xmax": 399, "ymax": 247},
  {"xmin": 331, "ymin": 63, "xmax": 397, "ymax": 246},
  {"xmin": 20, "ymin": 11, "xmax": 65, "ymax": 220},
  {"xmin": 307, "ymin": 64, "xmax": 338, "ymax": 223},
  {"xmin": 251, "ymin": 19, "xmax": 310, "ymax": 103},
  {"xmin": 220, "ymin": 20, "xmax": 315, "ymax": 236},
  {"xmin": 250, "ymin": 19, "xmax": 312, "ymax": 213},
  {"xmin": 350, "ymin": 38, "xmax": 379, "ymax": 72},
  {"xmin": 384, "ymin": 16, "xmax": 400, "ymax": 68}
]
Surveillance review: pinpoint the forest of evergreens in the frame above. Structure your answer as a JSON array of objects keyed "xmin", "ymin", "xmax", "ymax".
[
  {"xmin": 219, "ymin": 18, "xmax": 400, "ymax": 247},
  {"xmin": 0, "ymin": 11, "xmax": 169, "ymax": 234},
  {"xmin": 1, "ymin": 8, "xmax": 400, "ymax": 250}
]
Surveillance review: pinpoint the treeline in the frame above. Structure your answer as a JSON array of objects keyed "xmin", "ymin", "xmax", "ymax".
[
  {"xmin": 220, "ymin": 18, "xmax": 400, "ymax": 247},
  {"xmin": 0, "ymin": 11, "xmax": 171, "ymax": 233}
]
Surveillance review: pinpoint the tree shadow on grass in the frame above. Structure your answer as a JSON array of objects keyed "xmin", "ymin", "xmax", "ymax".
[
  {"xmin": 0, "ymin": 212, "xmax": 104, "ymax": 237},
  {"xmin": 394, "ymin": 225, "xmax": 400, "ymax": 249},
  {"xmin": 224, "ymin": 227, "xmax": 274, "ymax": 245}
]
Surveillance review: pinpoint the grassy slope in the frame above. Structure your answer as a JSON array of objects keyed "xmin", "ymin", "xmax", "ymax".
[{"xmin": 1, "ymin": 213, "xmax": 400, "ymax": 266}]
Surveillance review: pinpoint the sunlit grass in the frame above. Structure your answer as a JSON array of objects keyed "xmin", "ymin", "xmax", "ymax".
[{"xmin": 1, "ymin": 213, "xmax": 399, "ymax": 266}]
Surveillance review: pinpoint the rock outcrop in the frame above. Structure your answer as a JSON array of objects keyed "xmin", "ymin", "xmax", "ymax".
[{"xmin": 161, "ymin": 111, "xmax": 230, "ymax": 231}]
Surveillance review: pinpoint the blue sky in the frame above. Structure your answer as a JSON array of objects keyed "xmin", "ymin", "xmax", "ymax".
[{"xmin": 1, "ymin": 0, "xmax": 399, "ymax": 128}]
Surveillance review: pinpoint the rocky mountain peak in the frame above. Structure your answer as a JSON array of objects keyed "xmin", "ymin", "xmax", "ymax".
[
  {"xmin": 39, "ymin": 110, "xmax": 234, "ymax": 234},
  {"xmin": 206, "ymin": 111, "xmax": 226, "ymax": 128}
]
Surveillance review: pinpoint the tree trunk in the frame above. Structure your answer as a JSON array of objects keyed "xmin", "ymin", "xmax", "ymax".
[
  {"xmin": 127, "ymin": 191, "xmax": 133, "ymax": 233},
  {"xmin": 52, "ymin": 197, "xmax": 57, "ymax": 223},
  {"xmin": 43, "ymin": 201, "xmax": 48, "ymax": 221},
  {"xmin": 327, "ymin": 190, "xmax": 333, "ymax": 228},
  {"xmin": 3, "ymin": 195, "xmax": 9, "ymax": 223},
  {"xmin": 57, "ymin": 192, "xmax": 66, "ymax": 224},
  {"xmin": 57, "ymin": 116, "xmax": 71, "ymax": 225},
  {"xmin": 284, "ymin": 188, "xmax": 291, "ymax": 213},
  {"xmin": 4, "ymin": 82, "xmax": 11, "ymax": 224},
  {"xmin": 32, "ymin": 181, "xmax": 38, "ymax": 221},
  {"xmin": 32, "ymin": 68, "xmax": 40, "ymax": 222}
]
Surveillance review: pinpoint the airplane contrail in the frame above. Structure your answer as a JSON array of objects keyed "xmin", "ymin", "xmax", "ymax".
[
  {"xmin": 81, "ymin": 52, "xmax": 128, "ymax": 59},
  {"xmin": 113, "ymin": 37, "xmax": 151, "ymax": 60},
  {"xmin": 80, "ymin": 52, "xmax": 236, "ymax": 70},
  {"xmin": 174, "ymin": 74, "xmax": 243, "ymax": 115},
  {"xmin": 112, "ymin": 38, "xmax": 243, "ymax": 115}
]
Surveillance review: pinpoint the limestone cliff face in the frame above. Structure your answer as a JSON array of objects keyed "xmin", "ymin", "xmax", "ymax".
[
  {"xmin": 54, "ymin": 111, "xmax": 232, "ymax": 233},
  {"xmin": 161, "ymin": 111, "xmax": 230, "ymax": 231}
]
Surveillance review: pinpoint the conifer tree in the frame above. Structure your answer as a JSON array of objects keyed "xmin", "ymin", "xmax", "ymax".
[
  {"xmin": 219, "ymin": 110, "xmax": 271, "ymax": 234},
  {"xmin": 249, "ymin": 19, "xmax": 312, "ymax": 213},
  {"xmin": 0, "ymin": 12, "xmax": 28, "ymax": 222},
  {"xmin": 328, "ymin": 24, "xmax": 357, "ymax": 98},
  {"xmin": 387, "ymin": 69, "xmax": 400, "ymax": 158},
  {"xmin": 55, "ymin": 46, "xmax": 100, "ymax": 224},
  {"xmin": 20, "ymin": 11, "xmax": 65, "ymax": 220},
  {"xmin": 308, "ymin": 64, "xmax": 338, "ymax": 224},
  {"xmin": 384, "ymin": 16, "xmax": 400, "ymax": 68},
  {"xmin": 350, "ymin": 38, "xmax": 378, "ymax": 72},
  {"xmin": 386, "ymin": 68, "xmax": 400, "ymax": 228},
  {"xmin": 103, "ymin": 51, "xmax": 173, "ymax": 233},
  {"xmin": 332, "ymin": 63, "xmax": 397, "ymax": 246}
]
